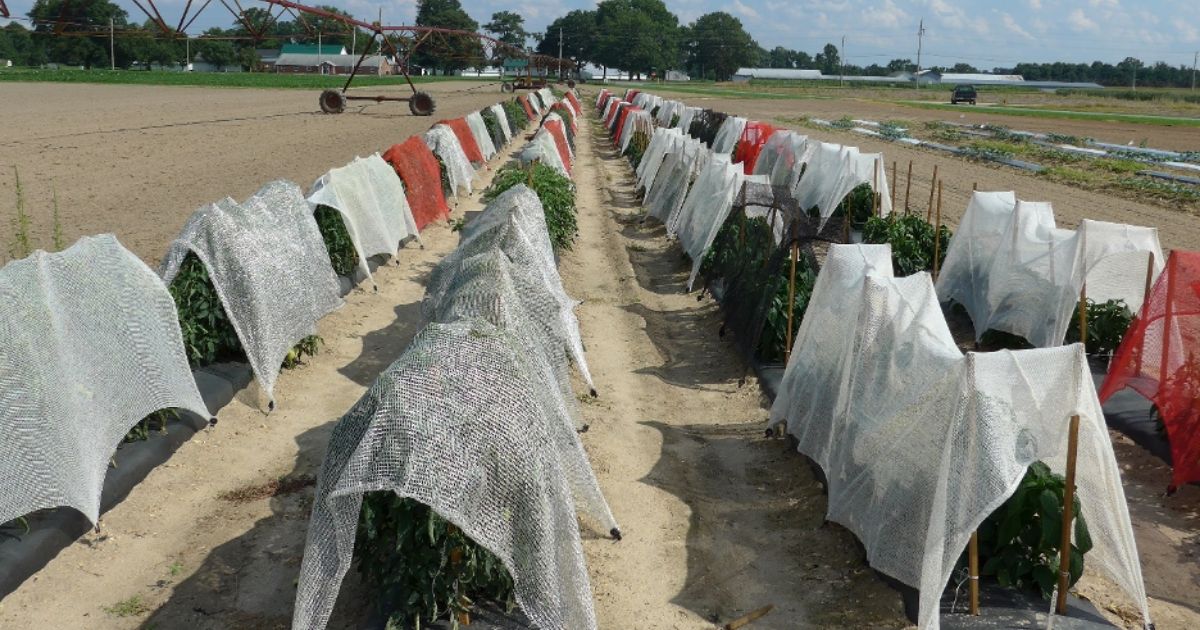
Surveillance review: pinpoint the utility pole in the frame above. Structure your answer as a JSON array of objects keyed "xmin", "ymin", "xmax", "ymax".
[
  {"xmin": 1192, "ymin": 51, "xmax": 1197, "ymax": 90},
  {"xmin": 185, "ymin": 36, "xmax": 190, "ymax": 71},
  {"xmin": 915, "ymin": 19, "xmax": 925, "ymax": 89},
  {"xmin": 840, "ymin": 34, "xmax": 845, "ymax": 87},
  {"xmin": 109, "ymin": 17, "xmax": 115, "ymax": 70},
  {"xmin": 318, "ymin": 30, "xmax": 322, "ymax": 74},
  {"xmin": 558, "ymin": 27, "xmax": 564, "ymax": 80}
]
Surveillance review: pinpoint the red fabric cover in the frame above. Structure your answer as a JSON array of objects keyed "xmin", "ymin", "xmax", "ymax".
[
  {"xmin": 382, "ymin": 136, "xmax": 449, "ymax": 231},
  {"xmin": 566, "ymin": 91, "xmax": 582, "ymax": 116},
  {"xmin": 626, "ymin": 89, "xmax": 640, "ymax": 101},
  {"xmin": 543, "ymin": 119, "xmax": 572, "ymax": 174},
  {"xmin": 614, "ymin": 106, "xmax": 641, "ymax": 146},
  {"xmin": 551, "ymin": 103, "xmax": 577, "ymax": 132},
  {"xmin": 517, "ymin": 94, "xmax": 537, "ymax": 121},
  {"xmin": 1100, "ymin": 251, "xmax": 1200, "ymax": 491},
  {"xmin": 436, "ymin": 118, "xmax": 484, "ymax": 164},
  {"xmin": 596, "ymin": 89, "xmax": 611, "ymax": 110},
  {"xmin": 733, "ymin": 121, "xmax": 778, "ymax": 174},
  {"xmin": 604, "ymin": 100, "xmax": 626, "ymax": 128}
]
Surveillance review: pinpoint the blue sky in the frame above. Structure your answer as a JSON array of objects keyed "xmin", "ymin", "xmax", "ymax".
[{"xmin": 4, "ymin": 0, "xmax": 1198, "ymax": 69}]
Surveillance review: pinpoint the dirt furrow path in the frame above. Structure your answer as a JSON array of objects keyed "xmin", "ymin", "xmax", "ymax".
[{"xmin": 565, "ymin": 107, "xmax": 909, "ymax": 629}]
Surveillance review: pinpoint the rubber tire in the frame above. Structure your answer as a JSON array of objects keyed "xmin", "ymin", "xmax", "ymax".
[
  {"xmin": 409, "ymin": 91, "xmax": 436, "ymax": 116},
  {"xmin": 567, "ymin": 79, "xmax": 576, "ymax": 88},
  {"xmin": 319, "ymin": 89, "xmax": 346, "ymax": 114},
  {"xmin": 500, "ymin": 82, "xmax": 515, "ymax": 93}
]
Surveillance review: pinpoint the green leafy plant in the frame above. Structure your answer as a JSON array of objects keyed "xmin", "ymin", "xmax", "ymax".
[
  {"xmin": 103, "ymin": 594, "xmax": 151, "ymax": 618},
  {"xmin": 169, "ymin": 253, "xmax": 244, "ymax": 367},
  {"xmin": 313, "ymin": 205, "xmax": 359, "ymax": 277},
  {"xmin": 480, "ymin": 107, "xmax": 505, "ymax": 148},
  {"xmin": 831, "ymin": 115, "xmax": 855, "ymax": 130},
  {"xmin": 124, "ymin": 408, "xmax": 179, "ymax": 443},
  {"xmin": 879, "ymin": 120, "xmax": 909, "ymax": 141},
  {"xmin": 433, "ymin": 153, "xmax": 452, "ymax": 198},
  {"xmin": 626, "ymin": 129, "xmax": 651, "ymax": 169},
  {"xmin": 973, "ymin": 461, "xmax": 1092, "ymax": 599},
  {"xmin": 356, "ymin": 494, "xmax": 515, "ymax": 629},
  {"xmin": 9, "ymin": 165, "xmax": 31, "ymax": 261},
  {"xmin": 669, "ymin": 113, "xmax": 680, "ymax": 128},
  {"xmin": 1066, "ymin": 298, "xmax": 1134, "ymax": 355},
  {"xmin": 832, "ymin": 183, "xmax": 876, "ymax": 228},
  {"xmin": 283, "ymin": 335, "xmax": 322, "ymax": 369},
  {"xmin": 484, "ymin": 163, "xmax": 577, "ymax": 252},
  {"xmin": 502, "ymin": 98, "xmax": 530, "ymax": 131},
  {"xmin": 862, "ymin": 213, "xmax": 952, "ymax": 277},
  {"xmin": 51, "ymin": 185, "xmax": 65, "ymax": 250}
]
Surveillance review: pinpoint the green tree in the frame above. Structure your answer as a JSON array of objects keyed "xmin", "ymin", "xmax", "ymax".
[
  {"xmin": 535, "ymin": 10, "xmax": 598, "ymax": 75},
  {"xmin": 594, "ymin": 0, "xmax": 679, "ymax": 79},
  {"xmin": 196, "ymin": 28, "xmax": 238, "ymax": 70},
  {"xmin": 484, "ymin": 11, "xmax": 527, "ymax": 49},
  {"xmin": 0, "ymin": 22, "xmax": 43, "ymax": 66},
  {"xmin": 816, "ymin": 42, "xmax": 839, "ymax": 75},
  {"xmin": 28, "ymin": 0, "xmax": 130, "ymax": 68},
  {"xmin": 414, "ymin": 0, "xmax": 483, "ymax": 74},
  {"xmin": 684, "ymin": 11, "xmax": 755, "ymax": 81}
]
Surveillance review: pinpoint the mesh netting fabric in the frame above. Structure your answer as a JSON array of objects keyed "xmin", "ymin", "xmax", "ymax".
[
  {"xmin": 543, "ymin": 116, "xmax": 573, "ymax": 174},
  {"xmin": 0, "ymin": 234, "xmax": 212, "ymax": 526},
  {"xmin": 465, "ymin": 111, "xmax": 499, "ymax": 161},
  {"xmin": 160, "ymin": 180, "xmax": 343, "ymax": 406},
  {"xmin": 518, "ymin": 94, "xmax": 537, "ymax": 120},
  {"xmin": 423, "ymin": 124, "xmax": 476, "ymax": 199},
  {"xmin": 672, "ymin": 153, "xmax": 747, "ymax": 290},
  {"xmin": 676, "ymin": 106, "xmax": 701, "ymax": 132},
  {"xmin": 565, "ymin": 91, "xmax": 582, "ymax": 118},
  {"xmin": 427, "ymin": 185, "xmax": 595, "ymax": 393},
  {"xmin": 751, "ymin": 129, "xmax": 812, "ymax": 191},
  {"xmin": 1100, "ymin": 251, "xmax": 1200, "ymax": 490},
  {"xmin": 306, "ymin": 154, "xmax": 422, "ymax": 287},
  {"xmin": 438, "ymin": 118, "xmax": 486, "ymax": 165},
  {"xmin": 618, "ymin": 109, "xmax": 651, "ymax": 153},
  {"xmin": 770, "ymin": 246, "xmax": 1151, "ymax": 630},
  {"xmin": 518, "ymin": 127, "xmax": 570, "ymax": 177},
  {"xmin": 934, "ymin": 191, "xmax": 1018, "ymax": 328},
  {"xmin": 290, "ymin": 321, "xmax": 605, "ymax": 630},
  {"xmin": 382, "ymin": 136, "xmax": 451, "ymax": 230},
  {"xmin": 635, "ymin": 127, "xmax": 682, "ymax": 192},
  {"xmin": 732, "ymin": 121, "xmax": 777, "ymax": 174},
  {"xmin": 794, "ymin": 143, "xmax": 893, "ymax": 227},
  {"xmin": 655, "ymin": 100, "xmax": 683, "ymax": 127},
  {"xmin": 710, "ymin": 116, "xmax": 748, "ymax": 155},
  {"xmin": 595, "ymin": 89, "xmax": 611, "ymax": 109},
  {"xmin": 608, "ymin": 103, "xmax": 632, "ymax": 138},
  {"xmin": 644, "ymin": 139, "xmax": 708, "ymax": 228},
  {"xmin": 488, "ymin": 103, "xmax": 514, "ymax": 146},
  {"xmin": 604, "ymin": 101, "xmax": 626, "ymax": 129}
]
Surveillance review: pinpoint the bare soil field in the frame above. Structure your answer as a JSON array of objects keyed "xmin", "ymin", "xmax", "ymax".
[{"xmin": 0, "ymin": 81, "xmax": 507, "ymax": 266}]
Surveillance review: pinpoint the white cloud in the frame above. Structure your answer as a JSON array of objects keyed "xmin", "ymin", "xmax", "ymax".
[
  {"xmin": 1089, "ymin": 0, "xmax": 1119, "ymax": 7},
  {"xmin": 1179, "ymin": 22, "xmax": 1200, "ymax": 43},
  {"xmin": 862, "ymin": 0, "xmax": 906, "ymax": 29},
  {"xmin": 1067, "ymin": 8, "xmax": 1099, "ymax": 32},
  {"xmin": 731, "ymin": 0, "xmax": 759, "ymax": 20},
  {"xmin": 1026, "ymin": 0, "xmax": 1042, "ymax": 9},
  {"xmin": 1000, "ymin": 13, "xmax": 1033, "ymax": 40}
]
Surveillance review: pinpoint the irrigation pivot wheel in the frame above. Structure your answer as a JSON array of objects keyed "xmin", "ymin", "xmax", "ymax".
[
  {"xmin": 500, "ymin": 81, "xmax": 515, "ymax": 93},
  {"xmin": 319, "ymin": 89, "xmax": 346, "ymax": 114},
  {"xmin": 409, "ymin": 91, "xmax": 436, "ymax": 116}
]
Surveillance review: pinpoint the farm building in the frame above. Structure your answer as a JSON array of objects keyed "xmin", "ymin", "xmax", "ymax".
[
  {"xmin": 731, "ymin": 67, "xmax": 1104, "ymax": 89},
  {"xmin": 279, "ymin": 42, "xmax": 348, "ymax": 56},
  {"xmin": 273, "ymin": 53, "xmax": 392, "ymax": 75}
]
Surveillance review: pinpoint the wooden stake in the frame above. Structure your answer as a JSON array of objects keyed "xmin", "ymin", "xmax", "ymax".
[
  {"xmin": 904, "ymin": 160, "xmax": 913, "ymax": 214},
  {"xmin": 973, "ymin": 182, "xmax": 978, "ymax": 191},
  {"xmin": 891, "ymin": 160, "xmax": 898, "ymax": 210},
  {"xmin": 1143, "ymin": 250, "xmax": 1156, "ymax": 312},
  {"xmin": 1159, "ymin": 254, "xmax": 1176, "ymax": 392},
  {"xmin": 873, "ymin": 159, "xmax": 881, "ymax": 217},
  {"xmin": 1055, "ymin": 414, "xmax": 1081, "ymax": 615},
  {"xmin": 933, "ymin": 180, "xmax": 943, "ymax": 281},
  {"xmin": 969, "ymin": 531, "xmax": 980, "ymax": 615},
  {"xmin": 724, "ymin": 604, "xmax": 775, "ymax": 630},
  {"xmin": 926, "ymin": 164, "xmax": 938, "ymax": 221},
  {"xmin": 1078, "ymin": 284, "xmax": 1088, "ymax": 353},
  {"xmin": 785, "ymin": 243, "xmax": 798, "ymax": 365}
]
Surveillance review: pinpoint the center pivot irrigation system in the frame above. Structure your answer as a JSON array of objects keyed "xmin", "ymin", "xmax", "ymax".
[{"xmin": 32, "ymin": 0, "xmax": 574, "ymax": 116}]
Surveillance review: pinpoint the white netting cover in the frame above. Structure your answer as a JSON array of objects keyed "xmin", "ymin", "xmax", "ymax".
[
  {"xmin": 795, "ymin": 143, "xmax": 893, "ymax": 226},
  {"xmin": 635, "ymin": 127, "xmax": 682, "ymax": 192},
  {"xmin": 672, "ymin": 153, "xmax": 746, "ymax": 290},
  {"xmin": 601, "ymin": 98, "xmax": 619, "ymax": 125},
  {"xmin": 0, "ymin": 234, "xmax": 211, "ymax": 526},
  {"xmin": 306, "ymin": 153, "xmax": 421, "ymax": 287},
  {"xmin": 427, "ymin": 185, "xmax": 595, "ymax": 393},
  {"xmin": 934, "ymin": 191, "xmax": 1018, "ymax": 328},
  {"xmin": 521, "ymin": 125, "xmax": 570, "ymax": 177},
  {"xmin": 655, "ymin": 100, "xmax": 684, "ymax": 127},
  {"xmin": 770, "ymin": 246, "xmax": 1150, "ymax": 630},
  {"xmin": 618, "ymin": 109, "xmax": 652, "ymax": 153},
  {"xmin": 676, "ymin": 106, "xmax": 701, "ymax": 132},
  {"xmin": 752, "ymin": 129, "xmax": 812, "ymax": 190},
  {"xmin": 465, "ymin": 111, "xmax": 498, "ymax": 160},
  {"xmin": 710, "ymin": 115, "xmax": 747, "ymax": 154},
  {"xmin": 643, "ymin": 138, "xmax": 707, "ymax": 227},
  {"xmin": 488, "ymin": 103, "xmax": 514, "ymax": 145},
  {"xmin": 947, "ymin": 198, "xmax": 1163, "ymax": 346},
  {"xmin": 160, "ymin": 180, "xmax": 343, "ymax": 406},
  {"xmin": 423, "ymin": 124, "xmax": 475, "ymax": 199}
]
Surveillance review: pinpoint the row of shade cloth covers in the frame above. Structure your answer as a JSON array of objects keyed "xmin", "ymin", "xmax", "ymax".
[
  {"xmin": 768, "ymin": 243, "xmax": 1152, "ymax": 630},
  {"xmin": 0, "ymin": 92, "xmax": 534, "ymax": 533},
  {"xmin": 630, "ymin": 123, "xmax": 893, "ymax": 288},
  {"xmin": 935, "ymin": 191, "xmax": 1164, "ymax": 347},
  {"xmin": 292, "ymin": 185, "xmax": 613, "ymax": 630},
  {"xmin": 1099, "ymin": 250, "xmax": 1200, "ymax": 490}
]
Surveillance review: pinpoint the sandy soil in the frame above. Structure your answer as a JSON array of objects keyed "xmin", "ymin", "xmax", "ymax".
[{"xmin": 0, "ymin": 81, "xmax": 508, "ymax": 266}]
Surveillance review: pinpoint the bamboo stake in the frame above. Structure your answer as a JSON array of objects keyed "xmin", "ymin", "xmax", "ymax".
[
  {"xmin": 1143, "ymin": 251, "xmax": 1156, "ymax": 312},
  {"xmin": 1159, "ymin": 254, "xmax": 1176, "ymax": 396},
  {"xmin": 785, "ymin": 243, "xmax": 798, "ymax": 365},
  {"xmin": 1078, "ymin": 284, "xmax": 1088, "ymax": 353},
  {"xmin": 904, "ymin": 160, "xmax": 913, "ymax": 214},
  {"xmin": 926, "ymin": 164, "xmax": 938, "ymax": 221},
  {"xmin": 1055, "ymin": 414, "xmax": 1081, "ymax": 615},
  {"xmin": 933, "ymin": 180, "xmax": 943, "ymax": 281},
  {"xmin": 724, "ymin": 604, "xmax": 775, "ymax": 630},
  {"xmin": 891, "ymin": 160, "xmax": 898, "ymax": 210},
  {"xmin": 873, "ymin": 159, "xmax": 881, "ymax": 217},
  {"xmin": 969, "ymin": 531, "xmax": 980, "ymax": 615}
]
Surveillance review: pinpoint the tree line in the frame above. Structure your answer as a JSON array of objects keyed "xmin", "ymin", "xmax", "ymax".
[{"xmin": 1, "ymin": 0, "xmax": 1195, "ymax": 88}]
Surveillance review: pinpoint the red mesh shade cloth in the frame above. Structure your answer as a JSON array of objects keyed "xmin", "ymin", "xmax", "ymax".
[
  {"xmin": 596, "ymin": 89, "xmax": 611, "ymax": 110},
  {"xmin": 627, "ymin": 89, "xmax": 640, "ymax": 100},
  {"xmin": 436, "ymin": 118, "xmax": 484, "ymax": 164},
  {"xmin": 566, "ymin": 91, "xmax": 582, "ymax": 115},
  {"xmin": 552, "ymin": 103, "xmax": 577, "ymax": 132},
  {"xmin": 734, "ymin": 121, "xmax": 778, "ymax": 174},
  {"xmin": 604, "ymin": 101, "xmax": 626, "ymax": 128},
  {"xmin": 544, "ymin": 119, "xmax": 572, "ymax": 174},
  {"xmin": 1100, "ymin": 251, "xmax": 1200, "ymax": 491},
  {"xmin": 517, "ymin": 95, "xmax": 537, "ymax": 121},
  {"xmin": 614, "ymin": 106, "xmax": 641, "ymax": 148},
  {"xmin": 382, "ymin": 136, "xmax": 450, "ymax": 231}
]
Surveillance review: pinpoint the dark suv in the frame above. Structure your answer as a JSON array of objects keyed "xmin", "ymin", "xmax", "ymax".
[{"xmin": 951, "ymin": 84, "xmax": 977, "ymax": 105}]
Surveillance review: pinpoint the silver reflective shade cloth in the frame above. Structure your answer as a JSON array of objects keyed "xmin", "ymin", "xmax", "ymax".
[
  {"xmin": 524, "ymin": 126, "xmax": 570, "ymax": 176},
  {"xmin": 423, "ymin": 124, "xmax": 476, "ymax": 199},
  {"xmin": 0, "ymin": 234, "xmax": 210, "ymax": 526},
  {"xmin": 466, "ymin": 110, "xmax": 499, "ymax": 160},
  {"xmin": 307, "ymin": 154, "xmax": 421, "ymax": 287},
  {"xmin": 160, "ymin": 180, "xmax": 343, "ymax": 406},
  {"xmin": 291, "ymin": 320, "xmax": 603, "ymax": 630}
]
